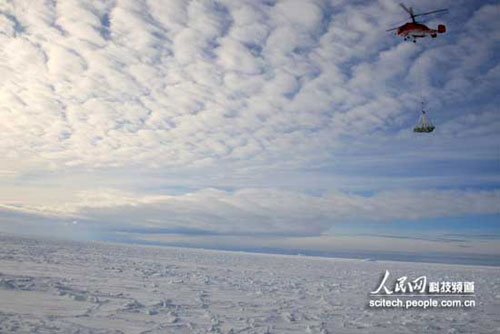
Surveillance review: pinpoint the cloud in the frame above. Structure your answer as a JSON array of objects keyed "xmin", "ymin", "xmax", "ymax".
[
  {"xmin": 1, "ymin": 0, "xmax": 495, "ymax": 172},
  {"xmin": 2, "ymin": 187, "xmax": 498, "ymax": 238},
  {"xmin": 0, "ymin": 0, "xmax": 499, "ymax": 251}
]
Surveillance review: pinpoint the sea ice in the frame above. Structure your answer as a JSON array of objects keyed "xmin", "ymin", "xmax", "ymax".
[{"xmin": 0, "ymin": 235, "xmax": 498, "ymax": 333}]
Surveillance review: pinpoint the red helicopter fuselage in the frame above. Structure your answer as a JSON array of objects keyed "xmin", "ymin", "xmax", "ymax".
[{"xmin": 397, "ymin": 22, "xmax": 446, "ymax": 41}]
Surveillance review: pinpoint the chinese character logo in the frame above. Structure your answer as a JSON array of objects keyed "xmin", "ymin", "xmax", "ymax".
[
  {"xmin": 371, "ymin": 270, "xmax": 427, "ymax": 295},
  {"xmin": 371, "ymin": 270, "xmax": 474, "ymax": 295}
]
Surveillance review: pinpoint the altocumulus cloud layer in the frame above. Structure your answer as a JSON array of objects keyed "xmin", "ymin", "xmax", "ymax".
[{"xmin": 0, "ymin": 0, "xmax": 499, "ymax": 250}]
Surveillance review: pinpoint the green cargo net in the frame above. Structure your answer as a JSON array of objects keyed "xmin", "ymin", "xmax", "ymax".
[{"xmin": 413, "ymin": 110, "xmax": 435, "ymax": 133}]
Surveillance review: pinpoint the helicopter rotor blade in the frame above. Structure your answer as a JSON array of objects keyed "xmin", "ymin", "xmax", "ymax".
[
  {"xmin": 400, "ymin": 3, "xmax": 413, "ymax": 16},
  {"xmin": 413, "ymin": 8, "xmax": 448, "ymax": 18},
  {"xmin": 389, "ymin": 17, "xmax": 412, "ymax": 27},
  {"xmin": 386, "ymin": 27, "xmax": 399, "ymax": 32}
]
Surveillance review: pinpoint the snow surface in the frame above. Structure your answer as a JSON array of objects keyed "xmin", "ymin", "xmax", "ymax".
[{"xmin": 0, "ymin": 235, "xmax": 499, "ymax": 333}]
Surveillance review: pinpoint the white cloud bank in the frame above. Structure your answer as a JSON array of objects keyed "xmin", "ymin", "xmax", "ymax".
[{"xmin": 2, "ymin": 188, "xmax": 499, "ymax": 237}]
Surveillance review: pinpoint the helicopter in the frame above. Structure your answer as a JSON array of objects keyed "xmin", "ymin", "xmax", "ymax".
[{"xmin": 388, "ymin": 4, "xmax": 448, "ymax": 43}]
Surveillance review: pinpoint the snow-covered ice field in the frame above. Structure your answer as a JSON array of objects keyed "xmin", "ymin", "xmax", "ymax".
[{"xmin": 0, "ymin": 234, "xmax": 499, "ymax": 333}]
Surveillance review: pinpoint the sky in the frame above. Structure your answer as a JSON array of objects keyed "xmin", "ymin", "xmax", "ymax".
[{"xmin": 0, "ymin": 0, "xmax": 499, "ymax": 260}]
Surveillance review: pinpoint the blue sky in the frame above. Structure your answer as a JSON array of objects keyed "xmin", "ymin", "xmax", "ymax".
[{"xmin": 0, "ymin": 0, "xmax": 499, "ymax": 259}]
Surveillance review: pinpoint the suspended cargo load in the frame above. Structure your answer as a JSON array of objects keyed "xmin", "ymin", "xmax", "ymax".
[{"xmin": 413, "ymin": 110, "xmax": 435, "ymax": 133}]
